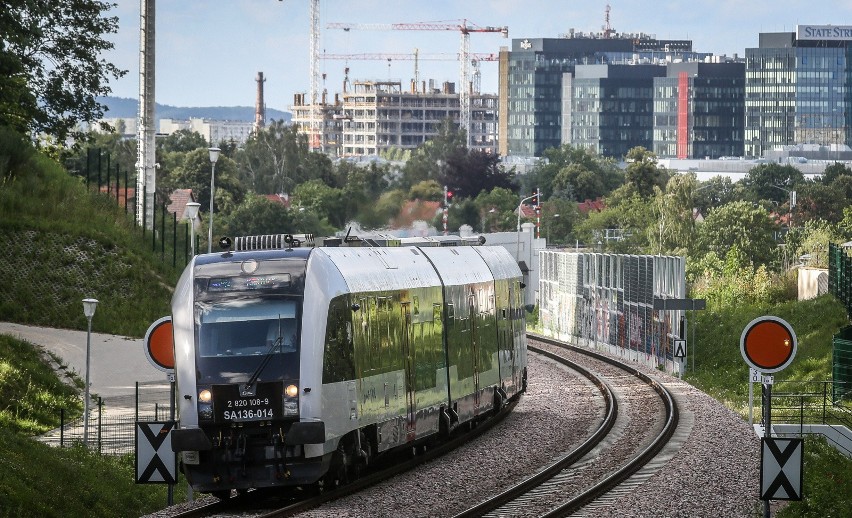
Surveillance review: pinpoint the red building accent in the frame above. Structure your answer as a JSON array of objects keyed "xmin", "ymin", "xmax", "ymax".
[{"xmin": 677, "ymin": 72, "xmax": 689, "ymax": 159}]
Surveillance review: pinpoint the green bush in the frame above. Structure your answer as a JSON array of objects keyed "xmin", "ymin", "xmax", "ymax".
[{"xmin": 777, "ymin": 437, "xmax": 852, "ymax": 518}]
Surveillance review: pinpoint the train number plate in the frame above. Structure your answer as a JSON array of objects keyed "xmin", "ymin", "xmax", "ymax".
[{"xmin": 213, "ymin": 382, "xmax": 282, "ymax": 423}]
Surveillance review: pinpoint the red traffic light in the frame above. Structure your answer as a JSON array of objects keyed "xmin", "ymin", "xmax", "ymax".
[{"xmin": 447, "ymin": 191, "xmax": 453, "ymax": 198}]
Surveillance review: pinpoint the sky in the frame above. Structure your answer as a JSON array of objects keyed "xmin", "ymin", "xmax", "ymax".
[{"xmin": 103, "ymin": 0, "xmax": 850, "ymax": 112}]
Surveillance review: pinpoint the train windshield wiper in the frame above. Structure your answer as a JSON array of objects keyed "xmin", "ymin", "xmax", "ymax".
[{"xmin": 244, "ymin": 316, "xmax": 283, "ymax": 391}]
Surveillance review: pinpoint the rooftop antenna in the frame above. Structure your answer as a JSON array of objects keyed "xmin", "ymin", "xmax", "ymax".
[{"xmin": 603, "ymin": 4, "xmax": 615, "ymax": 38}]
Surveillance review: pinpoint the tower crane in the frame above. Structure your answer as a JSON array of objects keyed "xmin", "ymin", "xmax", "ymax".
[
  {"xmin": 320, "ymin": 51, "xmax": 498, "ymax": 94},
  {"xmin": 326, "ymin": 20, "xmax": 508, "ymax": 147}
]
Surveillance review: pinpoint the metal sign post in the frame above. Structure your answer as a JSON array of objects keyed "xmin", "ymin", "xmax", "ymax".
[{"xmin": 740, "ymin": 316, "xmax": 799, "ymax": 517}]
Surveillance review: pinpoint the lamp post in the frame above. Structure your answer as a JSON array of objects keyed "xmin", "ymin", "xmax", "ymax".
[
  {"xmin": 547, "ymin": 213, "xmax": 560, "ymax": 244},
  {"xmin": 516, "ymin": 193, "xmax": 537, "ymax": 258},
  {"xmin": 207, "ymin": 147, "xmax": 221, "ymax": 253},
  {"xmin": 184, "ymin": 201, "xmax": 200, "ymax": 257},
  {"xmin": 82, "ymin": 298, "xmax": 99, "ymax": 446}
]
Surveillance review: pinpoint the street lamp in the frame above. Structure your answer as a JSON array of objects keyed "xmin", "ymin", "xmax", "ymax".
[
  {"xmin": 184, "ymin": 201, "xmax": 200, "ymax": 257},
  {"xmin": 82, "ymin": 298, "xmax": 99, "ymax": 446},
  {"xmin": 207, "ymin": 147, "xmax": 221, "ymax": 253},
  {"xmin": 547, "ymin": 213, "xmax": 560, "ymax": 243}
]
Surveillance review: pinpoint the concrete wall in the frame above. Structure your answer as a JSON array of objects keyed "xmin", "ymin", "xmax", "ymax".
[{"xmin": 798, "ymin": 267, "xmax": 829, "ymax": 301}]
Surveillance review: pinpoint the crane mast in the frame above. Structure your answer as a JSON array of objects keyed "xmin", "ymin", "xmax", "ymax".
[{"xmin": 309, "ymin": 0, "xmax": 320, "ymax": 150}]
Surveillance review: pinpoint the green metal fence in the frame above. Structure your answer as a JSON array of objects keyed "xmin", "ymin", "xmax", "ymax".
[{"xmin": 828, "ymin": 243, "xmax": 852, "ymax": 399}]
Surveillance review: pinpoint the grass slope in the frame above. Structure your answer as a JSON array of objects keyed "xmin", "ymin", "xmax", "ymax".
[
  {"xmin": 0, "ymin": 127, "xmax": 176, "ymax": 336},
  {"xmin": 0, "ymin": 334, "xmax": 170, "ymax": 517}
]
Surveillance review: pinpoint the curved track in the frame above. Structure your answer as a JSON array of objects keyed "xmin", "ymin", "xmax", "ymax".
[
  {"xmin": 168, "ymin": 333, "xmax": 678, "ymax": 518},
  {"xmin": 455, "ymin": 334, "xmax": 679, "ymax": 517}
]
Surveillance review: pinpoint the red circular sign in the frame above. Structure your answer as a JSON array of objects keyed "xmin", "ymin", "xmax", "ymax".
[
  {"xmin": 740, "ymin": 316, "xmax": 797, "ymax": 373},
  {"xmin": 144, "ymin": 317, "xmax": 174, "ymax": 372}
]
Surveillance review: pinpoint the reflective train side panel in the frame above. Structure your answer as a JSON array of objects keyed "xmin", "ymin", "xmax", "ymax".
[{"xmin": 167, "ymin": 241, "xmax": 526, "ymax": 495}]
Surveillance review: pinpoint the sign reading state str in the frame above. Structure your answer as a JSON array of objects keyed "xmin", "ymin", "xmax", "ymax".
[{"xmin": 797, "ymin": 25, "xmax": 852, "ymax": 41}]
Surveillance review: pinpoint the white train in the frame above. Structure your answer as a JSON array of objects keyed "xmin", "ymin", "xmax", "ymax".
[{"xmin": 165, "ymin": 235, "xmax": 527, "ymax": 496}]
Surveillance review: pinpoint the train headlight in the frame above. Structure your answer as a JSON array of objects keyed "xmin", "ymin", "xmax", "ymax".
[
  {"xmin": 197, "ymin": 388, "xmax": 214, "ymax": 421},
  {"xmin": 283, "ymin": 384, "xmax": 299, "ymax": 416},
  {"xmin": 285, "ymin": 384, "xmax": 299, "ymax": 398}
]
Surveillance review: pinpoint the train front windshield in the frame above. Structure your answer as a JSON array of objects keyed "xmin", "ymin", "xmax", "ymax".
[{"xmin": 197, "ymin": 299, "xmax": 298, "ymax": 358}]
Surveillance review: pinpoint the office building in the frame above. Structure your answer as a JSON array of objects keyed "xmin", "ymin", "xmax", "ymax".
[
  {"xmin": 653, "ymin": 62, "xmax": 745, "ymax": 159},
  {"xmin": 499, "ymin": 32, "xmax": 693, "ymax": 157},
  {"xmin": 745, "ymin": 25, "xmax": 852, "ymax": 158}
]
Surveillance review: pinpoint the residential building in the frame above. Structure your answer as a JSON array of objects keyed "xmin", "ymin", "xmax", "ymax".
[
  {"xmin": 159, "ymin": 118, "xmax": 255, "ymax": 146},
  {"xmin": 293, "ymin": 80, "xmax": 499, "ymax": 157},
  {"xmin": 745, "ymin": 26, "xmax": 852, "ymax": 158}
]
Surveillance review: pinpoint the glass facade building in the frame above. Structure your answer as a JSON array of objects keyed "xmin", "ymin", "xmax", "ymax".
[
  {"xmin": 568, "ymin": 64, "xmax": 665, "ymax": 157},
  {"xmin": 500, "ymin": 35, "xmax": 693, "ymax": 158},
  {"xmin": 745, "ymin": 28, "xmax": 852, "ymax": 158},
  {"xmin": 653, "ymin": 62, "xmax": 745, "ymax": 159}
]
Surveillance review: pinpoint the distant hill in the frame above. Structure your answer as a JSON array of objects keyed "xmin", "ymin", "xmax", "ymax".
[{"xmin": 98, "ymin": 96, "xmax": 292, "ymax": 123}]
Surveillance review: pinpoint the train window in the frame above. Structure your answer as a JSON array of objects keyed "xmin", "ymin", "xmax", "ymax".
[
  {"xmin": 323, "ymin": 296, "xmax": 355, "ymax": 383},
  {"xmin": 196, "ymin": 299, "xmax": 298, "ymax": 358}
]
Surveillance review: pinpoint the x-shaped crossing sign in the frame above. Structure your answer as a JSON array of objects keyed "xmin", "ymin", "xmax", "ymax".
[{"xmin": 760, "ymin": 437, "xmax": 803, "ymax": 501}]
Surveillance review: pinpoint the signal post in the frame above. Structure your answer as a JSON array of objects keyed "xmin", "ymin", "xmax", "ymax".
[{"xmin": 740, "ymin": 316, "xmax": 802, "ymax": 517}]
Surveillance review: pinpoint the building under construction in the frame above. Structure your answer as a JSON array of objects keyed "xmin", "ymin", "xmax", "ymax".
[{"xmin": 291, "ymin": 80, "xmax": 498, "ymax": 157}]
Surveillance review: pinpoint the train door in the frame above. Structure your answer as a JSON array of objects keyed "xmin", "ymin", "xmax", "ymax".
[
  {"xmin": 469, "ymin": 293, "xmax": 480, "ymax": 409},
  {"xmin": 507, "ymin": 282, "xmax": 520, "ymax": 379},
  {"xmin": 401, "ymin": 302, "xmax": 416, "ymax": 441}
]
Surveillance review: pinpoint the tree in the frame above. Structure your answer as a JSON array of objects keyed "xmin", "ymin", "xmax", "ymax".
[
  {"xmin": 473, "ymin": 187, "xmax": 523, "ymax": 232},
  {"xmin": 538, "ymin": 198, "xmax": 580, "ymax": 245},
  {"xmin": 783, "ymin": 219, "xmax": 840, "ymax": 269},
  {"xmin": 530, "ymin": 145, "xmax": 623, "ymax": 202},
  {"xmin": 238, "ymin": 121, "xmax": 310, "ymax": 194},
  {"xmin": 408, "ymin": 180, "xmax": 443, "ymax": 202},
  {"xmin": 61, "ymin": 129, "xmax": 136, "ymax": 181},
  {"xmin": 291, "ymin": 179, "xmax": 344, "ymax": 227},
  {"xmin": 694, "ymin": 201, "xmax": 779, "ymax": 268},
  {"xmin": 821, "ymin": 162, "xmax": 852, "ymax": 185},
  {"xmin": 795, "ymin": 180, "xmax": 847, "ymax": 224},
  {"xmin": 741, "ymin": 163, "xmax": 804, "ymax": 205},
  {"xmin": 693, "ymin": 176, "xmax": 737, "ymax": 216},
  {"xmin": 440, "ymin": 149, "xmax": 515, "ymax": 198},
  {"xmin": 222, "ymin": 193, "xmax": 334, "ymax": 238},
  {"xmin": 651, "ymin": 174, "xmax": 699, "ymax": 256},
  {"xmin": 576, "ymin": 184, "xmax": 655, "ymax": 253},
  {"xmin": 163, "ymin": 148, "xmax": 244, "ymax": 217},
  {"xmin": 400, "ymin": 119, "xmax": 467, "ymax": 189},
  {"xmin": 0, "ymin": 0, "xmax": 125, "ymax": 141},
  {"xmin": 624, "ymin": 147, "xmax": 669, "ymax": 198},
  {"xmin": 157, "ymin": 129, "xmax": 208, "ymax": 154}
]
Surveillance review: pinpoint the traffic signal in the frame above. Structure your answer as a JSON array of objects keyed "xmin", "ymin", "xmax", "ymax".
[{"xmin": 531, "ymin": 194, "xmax": 537, "ymax": 205}]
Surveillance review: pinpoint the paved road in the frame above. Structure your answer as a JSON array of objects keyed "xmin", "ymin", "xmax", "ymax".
[{"xmin": 0, "ymin": 322, "xmax": 169, "ymax": 398}]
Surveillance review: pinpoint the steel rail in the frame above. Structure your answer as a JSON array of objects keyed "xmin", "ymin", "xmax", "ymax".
[{"xmin": 454, "ymin": 333, "xmax": 679, "ymax": 517}]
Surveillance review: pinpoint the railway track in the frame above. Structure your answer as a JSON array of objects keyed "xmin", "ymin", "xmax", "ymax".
[
  {"xmin": 453, "ymin": 334, "xmax": 679, "ymax": 517},
  {"xmin": 170, "ymin": 399, "xmax": 519, "ymax": 518},
  {"xmin": 166, "ymin": 333, "xmax": 679, "ymax": 518}
]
